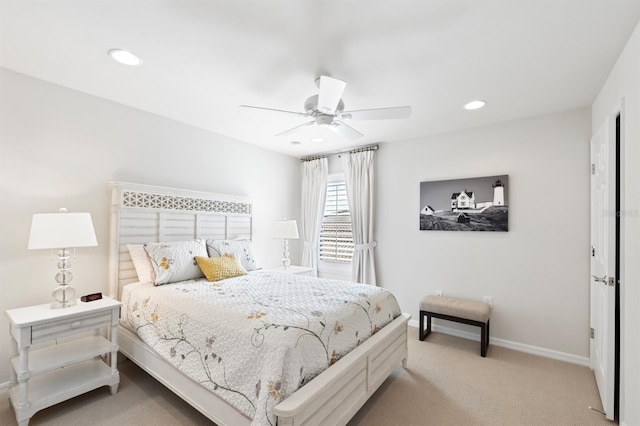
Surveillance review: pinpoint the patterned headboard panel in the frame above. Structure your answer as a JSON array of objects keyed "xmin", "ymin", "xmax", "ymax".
[{"xmin": 108, "ymin": 181, "xmax": 252, "ymax": 299}]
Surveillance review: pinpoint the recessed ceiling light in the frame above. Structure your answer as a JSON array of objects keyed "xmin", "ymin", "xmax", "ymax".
[
  {"xmin": 108, "ymin": 49, "xmax": 142, "ymax": 66},
  {"xmin": 464, "ymin": 100, "xmax": 486, "ymax": 110},
  {"xmin": 311, "ymin": 137, "xmax": 324, "ymax": 143}
]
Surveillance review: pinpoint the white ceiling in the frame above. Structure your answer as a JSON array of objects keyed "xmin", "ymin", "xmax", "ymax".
[{"xmin": 1, "ymin": 0, "xmax": 638, "ymax": 158}]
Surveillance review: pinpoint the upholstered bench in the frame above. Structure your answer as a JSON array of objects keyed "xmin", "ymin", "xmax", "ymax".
[{"xmin": 419, "ymin": 295, "xmax": 492, "ymax": 357}]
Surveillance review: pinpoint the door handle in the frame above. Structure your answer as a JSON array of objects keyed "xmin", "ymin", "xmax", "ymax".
[{"xmin": 591, "ymin": 275, "xmax": 615, "ymax": 286}]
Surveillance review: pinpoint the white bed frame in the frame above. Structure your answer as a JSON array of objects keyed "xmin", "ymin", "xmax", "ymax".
[{"xmin": 108, "ymin": 181, "xmax": 410, "ymax": 426}]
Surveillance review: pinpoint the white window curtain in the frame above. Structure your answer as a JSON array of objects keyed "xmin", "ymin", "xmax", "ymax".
[
  {"xmin": 342, "ymin": 149, "xmax": 377, "ymax": 285},
  {"xmin": 300, "ymin": 157, "xmax": 328, "ymax": 274}
]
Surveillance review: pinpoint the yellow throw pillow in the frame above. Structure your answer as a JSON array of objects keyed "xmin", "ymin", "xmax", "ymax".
[{"xmin": 195, "ymin": 254, "xmax": 247, "ymax": 282}]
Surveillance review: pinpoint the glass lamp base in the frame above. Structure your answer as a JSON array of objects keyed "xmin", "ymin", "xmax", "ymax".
[
  {"xmin": 281, "ymin": 239, "xmax": 291, "ymax": 270},
  {"xmin": 51, "ymin": 284, "xmax": 76, "ymax": 309},
  {"xmin": 281, "ymin": 257, "xmax": 291, "ymax": 270}
]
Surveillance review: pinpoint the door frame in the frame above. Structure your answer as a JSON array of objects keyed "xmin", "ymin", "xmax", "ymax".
[
  {"xmin": 614, "ymin": 99, "xmax": 625, "ymax": 422},
  {"xmin": 590, "ymin": 99, "xmax": 624, "ymax": 421}
]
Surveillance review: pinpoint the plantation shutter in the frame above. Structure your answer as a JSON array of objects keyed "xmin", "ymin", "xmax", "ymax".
[{"xmin": 319, "ymin": 181, "xmax": 354, "ymax": 262}]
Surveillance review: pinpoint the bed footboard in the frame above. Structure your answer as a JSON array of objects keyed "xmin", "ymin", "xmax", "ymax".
[
  {"xmin": 118, "ymin": 313, "xmax": 409, "ymax": 426},
  {"xmin": 273, "ymin": 313, "xmax": 410, "ymax": 426}
]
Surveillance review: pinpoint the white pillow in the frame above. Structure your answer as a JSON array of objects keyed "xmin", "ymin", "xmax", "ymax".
[
  {"xmin": 127, "ymin": 244, "xmax": 155, "ymax": 284},
  {"xmin": 206, "ymin": 239, "xmax": 260, "ymax": 271},
  {"xmin": 144, "ymin": 239, "xmax": 208, "ymax": 285}
]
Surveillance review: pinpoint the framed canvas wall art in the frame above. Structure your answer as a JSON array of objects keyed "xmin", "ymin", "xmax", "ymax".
[{"xmin": 419, "ymin": 175, "xmax": 508, "ymax": 231}]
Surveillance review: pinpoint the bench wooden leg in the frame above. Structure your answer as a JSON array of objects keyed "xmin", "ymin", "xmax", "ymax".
[
  {"xmin": 419, "ymin": 310, "xmax": 432, "ymax": 341},
  {"xmin": 481, "ymin": 323, "xmax": 487, "ymax": 357},
  {"xmin": 480, "ymin": 320, "xmax": 491, "ymax": 357}
]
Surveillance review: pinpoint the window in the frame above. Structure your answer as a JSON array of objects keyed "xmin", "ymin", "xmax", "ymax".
[{"xmin": 319, "ymin": 181, "xmax": 353, "ymax": 262}]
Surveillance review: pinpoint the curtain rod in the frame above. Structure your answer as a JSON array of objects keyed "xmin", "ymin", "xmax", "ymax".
[{"xmin": 300, "ymin": 144, "xmax": 379, "ymax": 162}]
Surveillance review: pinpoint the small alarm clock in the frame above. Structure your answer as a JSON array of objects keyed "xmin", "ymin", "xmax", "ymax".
[{"xmin": 80, "ymin": 292, "xmax": 103, "ymax": 302}]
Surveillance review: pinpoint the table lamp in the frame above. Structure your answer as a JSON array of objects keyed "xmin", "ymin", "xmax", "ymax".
[
  {"xmin": 28, "ymin": 208, "xmax": 98, "ymax": 308},
  {"xmin": 273, "ymin": 219, "xmax": 299, "ymax": 270}
]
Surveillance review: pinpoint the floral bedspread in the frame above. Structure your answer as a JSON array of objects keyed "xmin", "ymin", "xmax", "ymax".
[{"xmin": 121, "ymin": 271, "xmax": 401, "ymax": 425}]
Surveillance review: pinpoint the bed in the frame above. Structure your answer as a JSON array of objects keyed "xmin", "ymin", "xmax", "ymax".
[{"xmin": 108, "ymin": 181, "xmax": 410, "ymax": 426}]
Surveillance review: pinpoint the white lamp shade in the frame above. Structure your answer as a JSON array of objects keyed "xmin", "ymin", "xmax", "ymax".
[
  {"xmin": 273, "ymin": 219, "xmax": 299, "ymax": 239},
  {"xmin": 28, "ymin": 212, "xmax": 98, "ymax": 249}
]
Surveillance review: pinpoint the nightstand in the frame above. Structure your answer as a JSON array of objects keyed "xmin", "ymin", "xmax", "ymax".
[
  {"xmin": 6, "ymin": 297, "xmax": 121, "ymax": 426},
  {"xmin": 266, "ymin": 265, "xmax": 316, "ymax": 276}
]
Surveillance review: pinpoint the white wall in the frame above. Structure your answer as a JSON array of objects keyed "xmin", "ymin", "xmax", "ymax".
[
  {"xmin": 0, "ymin": 68, "xmax": 301, "ymax": 384},
  {"xmin": 592, "ymin": 21, "xmax": 640, "ymax": 426},
  {"xmin": 376, "ymin": 108, "xmax": 591, "ymax": 358}
]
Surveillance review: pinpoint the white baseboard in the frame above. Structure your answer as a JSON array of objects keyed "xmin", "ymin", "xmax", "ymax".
[
  {"xmin": 408, "ymin": 319, "xmax": 590, "ymax": 367},
  {"xmin": 0, "ymin": 381, "xmax": 9, "ymax": 394}
]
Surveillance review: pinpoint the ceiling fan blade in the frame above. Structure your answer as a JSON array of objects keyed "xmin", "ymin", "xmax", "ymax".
[
  {"xmin": 342, "ymin": 106, "xmax": 412, "ymax": 121},
  {"xmin": 274, "ymin": 121, "xmax": 315, "ymax": 137},
  {"xmin": 240, "ymin": 105, "xmax": 310, "ymax": 118},
  {"xmin": 317, "ymin": 76, "xmax": 347, "ymax": 115},
  {"xmin": 331, "ymin": 121, "xmax": 364, "ymax": 141}
]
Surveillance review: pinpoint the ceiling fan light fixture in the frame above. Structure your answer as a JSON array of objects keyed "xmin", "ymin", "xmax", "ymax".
[
  {"xmin": 241, "ymin": 76, "xmax": 412, "ymax": 141},
  {"xmin": 315, "ymin": 114, "xmax": 334, "ymax": 127},
  {"xmin": 464, "ymin": 100, "xmax": 486, "ymax": 110},
  {"xmin": 108, "ymin": 49, "xmax": 142, "ymax": 66}
]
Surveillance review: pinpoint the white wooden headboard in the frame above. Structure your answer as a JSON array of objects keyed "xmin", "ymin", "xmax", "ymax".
[{"xmin": 108, "ymin": 181, "xmax": 252, "ymax": 299}]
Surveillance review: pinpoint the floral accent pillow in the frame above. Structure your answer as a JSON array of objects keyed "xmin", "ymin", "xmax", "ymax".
[
  {"xmin": 144, "ymin": 239, "xmax": 207, "ymax": 285},
  {"xmin": 195, "ymin": 254, "xmax": 247, "ymax": 282},
  {"xmin": 206, "ymin": 239, "xmax": 260, "ymax": 271}
]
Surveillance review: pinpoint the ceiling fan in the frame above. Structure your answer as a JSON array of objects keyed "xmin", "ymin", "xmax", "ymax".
[{"xmin": 240, "ymin": 76, "xmax": 411, "ymax": 141}]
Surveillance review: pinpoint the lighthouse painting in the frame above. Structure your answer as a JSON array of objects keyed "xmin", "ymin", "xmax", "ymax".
[{"xmin": 420, "ymin": 175, "xmax": 509, "ymax": 231}]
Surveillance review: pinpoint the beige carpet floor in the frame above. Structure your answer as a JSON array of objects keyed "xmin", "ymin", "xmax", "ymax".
[{"xmin": 1, "ymin": 328, "xmax": 612, "ymax": 425}]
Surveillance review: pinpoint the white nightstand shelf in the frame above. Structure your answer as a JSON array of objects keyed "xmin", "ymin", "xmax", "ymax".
[
  {"xmin": 10, "ymin": 335, "xmax": 113, "ymax": 378},
  {"xmin": 6, "ymin": 297, "xmax": 121, "ymax": 426},
  {"xmin": 8, "ymin": 359, "xmax": 114, "ymax": 412}
]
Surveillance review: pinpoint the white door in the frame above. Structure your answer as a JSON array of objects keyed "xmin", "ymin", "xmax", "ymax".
[{"xmin": 590, "ymin": 118, "xmax": 616, "ymax": 420}]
